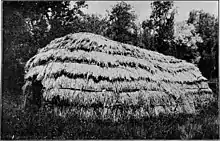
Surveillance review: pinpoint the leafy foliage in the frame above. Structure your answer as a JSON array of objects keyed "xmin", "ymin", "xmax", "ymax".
[
  {"xmin": 187, "ymin": 10, "xmax": 218, "ymax": 79},
  {"xmin": 3, "ymin": 1, "xmax": 87, "ymax": 92},
  {"xmin": 105, "ymin": 2, "xmax": 138, "ymax": 45},
  {"xmin": 173, "ymin": 21, "xmax": 203, "ymax": 63},
  {"xmin": 142, "ymin": 1, "xmax": 176, "ymax": 55},
  {"xmin": 79, "ymin": 14, "xmax": 108, "ymax": 35},
  {"xmin": 141, "ymin": 22, "xmax": 156, "ymax": 51}
]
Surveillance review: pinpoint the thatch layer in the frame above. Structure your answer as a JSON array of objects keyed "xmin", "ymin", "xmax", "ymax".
[
  {"xmin": 25, "ymin": 62, "xmax": 207, "ymax": 84},
  {"xmin": 23, "ymin": 32, "xmax": 213, "ymax": 120},
  {"xmin": 42, "ymin": 87, "xmax": 211, "ymax": 109},
  {"xmin": 42, "ymin": 76, "xmax": 211, "ymax": 97},
  {"xmin": 26, "ymin": 49, "xmax": 196, "ymax": 73}
]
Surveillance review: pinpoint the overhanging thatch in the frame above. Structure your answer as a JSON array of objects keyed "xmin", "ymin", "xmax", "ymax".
[{"xmin": 23, "ymin": 32, "xmax": 213, "ymax": 121}]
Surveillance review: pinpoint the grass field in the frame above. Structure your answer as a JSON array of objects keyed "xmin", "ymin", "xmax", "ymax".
[{"xmin": 1, "ymin": 89, "xmax": 219, "ymax": 139}]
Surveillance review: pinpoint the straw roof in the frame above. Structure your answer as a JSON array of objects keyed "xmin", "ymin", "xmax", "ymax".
[{"xmin": 23, "ymin": 32, "xmax": 213, "ymax": 120}]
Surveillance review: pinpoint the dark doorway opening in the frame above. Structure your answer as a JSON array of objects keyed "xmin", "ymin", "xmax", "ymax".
[{"xmin": 23, "ymin": 79, "xmax": 43, "ymax": 111}]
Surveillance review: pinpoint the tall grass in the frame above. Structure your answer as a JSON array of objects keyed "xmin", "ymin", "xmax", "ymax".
[{"xmin": 2, "ymin": 90, "xmax": 219, "ymax": 139}]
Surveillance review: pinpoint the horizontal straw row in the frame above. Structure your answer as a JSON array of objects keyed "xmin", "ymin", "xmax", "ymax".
[
  {"xmin": 25, "ymin": 62, "xmax": 207, "ymax": 84},
  {"xmin": 41, "ymin": 87, "xmax": 213, "ymax": 120},
  {"xmin": 25, "ymin": 49, "xmax": 200, "ymax": 75},
  {"xmin": 34, "ymin": 32, "xmax": 186, "ymax": 64},
  {"xmin": 42, "ymin": 76, "xmax": 211, "ymax": 96}
]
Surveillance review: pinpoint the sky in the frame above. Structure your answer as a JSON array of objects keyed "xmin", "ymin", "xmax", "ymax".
[{"xmin": 81, "ymin": 1, "xmax": 218, "ymax": 23}]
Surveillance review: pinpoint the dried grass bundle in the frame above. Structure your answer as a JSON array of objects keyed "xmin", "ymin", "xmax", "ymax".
[{"xmin": 23, "ymin": 32, "xmax": 213, "ymax": 121}]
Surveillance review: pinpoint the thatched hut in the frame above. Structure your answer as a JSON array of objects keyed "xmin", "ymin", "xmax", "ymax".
[{"xmin": 23, "ymin": 32, "xmax": 213, "ymax": 121}]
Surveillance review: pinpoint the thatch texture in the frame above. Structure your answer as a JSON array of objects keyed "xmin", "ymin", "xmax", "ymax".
[{"xmin": 23, "ymin": 32, "xmax": 213, "ymax": 121}]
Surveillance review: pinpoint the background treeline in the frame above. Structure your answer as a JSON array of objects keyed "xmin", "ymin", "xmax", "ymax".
[{"xmin": 3, "ymin": 1, "xmax": 218, "ymax": 94}]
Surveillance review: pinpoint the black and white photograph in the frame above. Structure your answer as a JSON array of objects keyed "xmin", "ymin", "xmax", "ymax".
[{"xmin": 2, "ymin": 0, "xmax": 219, "ymax": 139}]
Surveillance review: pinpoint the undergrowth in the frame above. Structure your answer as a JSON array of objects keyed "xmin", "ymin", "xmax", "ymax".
[{"xmin": 1, "ymin": 90, "xmax": 219, "ymax": 139}]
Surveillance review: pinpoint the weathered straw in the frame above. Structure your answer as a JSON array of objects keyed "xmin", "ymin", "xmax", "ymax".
[
  {"xmin": 25, "ymin": 62, "xmax": 206, "ymax": 84},
  {"xmin": 23, "ymin": 32, "xmax": 213, "ymax": 120}
]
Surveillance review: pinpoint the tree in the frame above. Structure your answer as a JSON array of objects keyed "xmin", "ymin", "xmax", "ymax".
[
  {"xmin": 144, "ymin": 1, "xmax": 176, "ymax": 55},
  {"xmin": 187, "ymin": 10, "xmax": 218, "ymax": 79},
  {"xmin": 173, "ymin": 21, "xmax": 203, "ymax": 64},
  {"xmin": 3, "ymin": 2, "xmax": 35, "ymax": 91},
  {"xmin": 105, "ymin": 1, "xmax": 138, "ymax": 45},
  {"xmin": 141, "ymin": 20, "xmax": 157, "ymax": 51},
  {"xmin": 3, "ymin": 1, "xmax": 87, "ymax": 92},
  {"xmin": 79, "ymin": 14, "xmax": 108, "ymax": 36}
]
